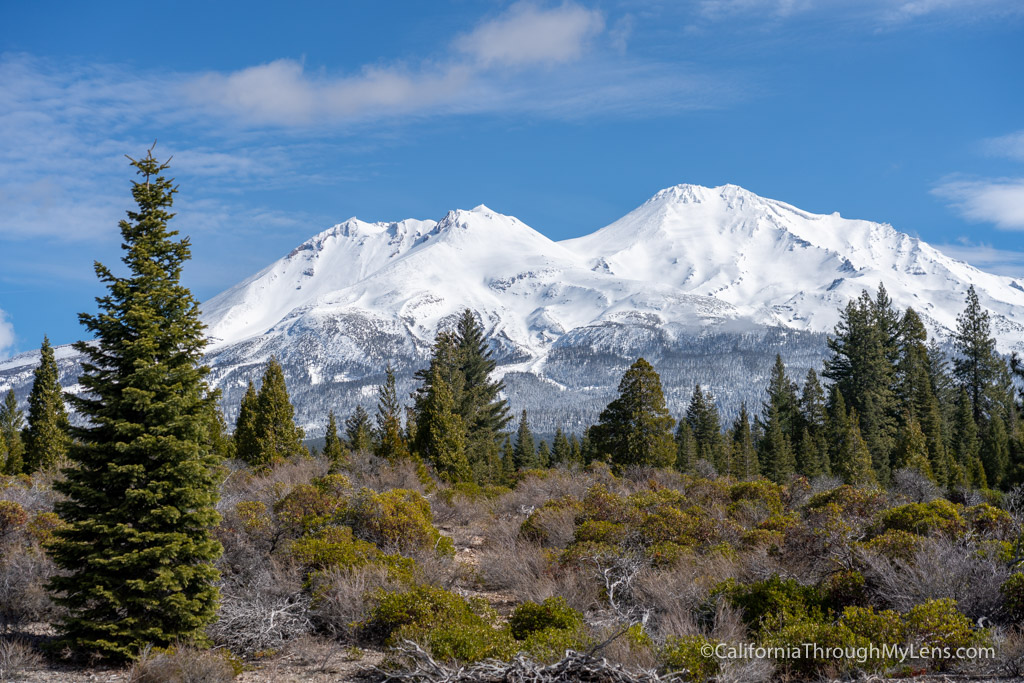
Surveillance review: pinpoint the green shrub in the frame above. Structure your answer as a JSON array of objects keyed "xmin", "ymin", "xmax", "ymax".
[
  {"xmin": 25, "ymin": 511, "xmax": 64, "ymax": 545},
  {"xmin": 520, "ymin": 497, "xmax": 582, "ymax": 545},
  {"xmin": 820, "ymin": 569, "xmax": 867, "ymax": 611},
  {"xmin": 509, "ymin": 597, "xmax": 584, "ymax": 640},
  {"xmin": 0, "ymin": 500, "xmax": 28, "ymax": 538},
  {"xmin": 861, "ymin": 529, "xmax": 922, "ymax": 562},
  {"xmin": 661, "ymin": 635, "xmax": 720, "ymax": 682},
  {"xmin": 1001, "ymin": 573, "xmax": 1024, "ymax": 622},
  {"xmin": 274, "ymin": 483, "xmax": 346, "ymax": 535},
  {"xmin": 964, "ymin": 503, "xmax": 1013, "ymax": 537},
  {"xmin": 347, "ymin": 488, "xmax": 454, "ymax": 556},
  {"xmin": 288, "ymin": 525, "xmax": 380, "ymax": 570},
  {"xmin": 361, "ymin": 585, "xmax": 513, "ymax": 662},
  {"xmin": 904, "ymin": 598, "xmax": 986, "ymax": 668},
  {"xmin": 805, "ymin": 485, "xmax": 887, "ymax": 517},
  {"xmin": 729, "ymin": 480, "xmax": 784, "ymax": 515},
  {"xmin": 723, "ymin": 575, "xmax": 826, "ymax": 631},
  {"xmin": 872, "ymin": 500, "xmax": 966, "ymax": 537}
]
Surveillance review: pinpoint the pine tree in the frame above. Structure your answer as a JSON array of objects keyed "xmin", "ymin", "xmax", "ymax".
[
  {"xmin": 952, "ymin": 387, "xmax": 983, "ymax": 487},
  {"xmin": 345, "ymin": 405, "xmax": 373, "ymax": 453},
  {"xmin": 797, "ymin": 369, "xmax": 829, "ymax": 476},
  {"xmin": 590, "ymin": 358, "xmax": 676, "ymax": 471},
  {"xmin": 730, "ymin": 403, "xmax": 758, "ymax": 479},
  {"xmin": 233, "ymin": 381, "xmax": 259, "ymax": 463},
  {"xmin": 674, "ymin": 420, "xmax": 696, "ymax": 473},
  {"xmin": 823, "ymin": 289, "xmax": 899, "ymax": 484},
  {"xmin": 760, "ymin": 400, "xmax": 795, "ymax": 483},
  {"xmin": 374, "ymin": 366, "xmax": 409, "ymax": 462},
  {"xmin": 323, "ymin": 410, "xmax": 348, "ymax": 468},
  {"xmin": 513, "ymin": 410, "xmax": 537, "ymax": 470},
  {"xmin": 981, "ymin": 413, "xmax": 1010, "ymax": 488},
  {"xmin": 833, "ymin": 408, "xmax": 878, "ymax": 487},
  {"xmin": 892, "ymin": 416, "xmax": 935, "ymax": 481},
  {"xmin": 569, "ymin": 433, "xmax": 583, "ymax": 464},
  {"xmin": 0, "ymin": 389, "xmax": 25, "ymax": 474},
  {"xmin": 537, "ymin": 441, "xmax": 551, "ymax": 468},
  {"xmin": 23, "ymin": 336, "xmax": 70, "ymax": 472},
  {"xmin": 251, "ymin": 359, "xmax": 306, "ymax": 467},
  {"xmin": 686, "ymin": 385, "xmax": 728, "ymax": 473},
  {"xmin": 415, "ymin": 365, "xmax": 469, "ymax": 482},
  {"xmin": 953, "ymin": 286, "xmax": 1003, "ymax": 422},
  {"xmin": 47, "ymin": 150, "xmax": 221, "ymax": 660},
  {"xmin": 551, "ymin": 427, "xmax": 572, "ymax": 467},
  {"xmin": 453, "ymin": 310, "xmax": 511, "ymax": 437}
]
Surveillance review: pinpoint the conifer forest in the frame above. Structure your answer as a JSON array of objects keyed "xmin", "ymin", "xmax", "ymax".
[{"xmin": 2, "ymin": 155, "xmax": 1024, "ymax": 683}]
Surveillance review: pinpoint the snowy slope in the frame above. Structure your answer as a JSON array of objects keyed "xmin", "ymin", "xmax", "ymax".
[{"xmin": 4, "ymin": 184, "xmax": 1023, "ymax": 432}]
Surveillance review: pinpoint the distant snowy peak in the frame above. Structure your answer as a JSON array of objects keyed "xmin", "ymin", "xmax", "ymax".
[{"xmin": 195, "ymin": 183, "xmax": 1024, "ymax": 359}]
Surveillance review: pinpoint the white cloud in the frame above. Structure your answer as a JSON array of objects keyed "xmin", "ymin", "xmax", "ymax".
[
  {"xmin": 0, "ymin": 309, "xmax": 14, "ymax": 359},
  {"xmin": 932, "ymin": 177, "xmax": 1024, "ymax": 230},
  {"xmin": 455, "ymin": 2, "xmax": 605, "ymax": 67},
  {"xmin": 933, "ymin": 240, "xmax": 1024, "ymax": 277},
  {"xmin": 983, "ymin": 130, "xmax": 1024, "ymax": 162}
]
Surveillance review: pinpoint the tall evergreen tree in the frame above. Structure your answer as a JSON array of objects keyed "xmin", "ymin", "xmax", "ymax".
[
  {"xmin": 323, "ymin": 410, "xmax": 347, "ymax": 468},
  {"xmin": 414, "ymin": 365, "xmax": 469, "ymax": 482},
  {"xmin": 453, "ymin": 309, "xmax": 511, "ymax": 437},
  {"xmin": 833, "ymin": 408, "xmax": 878, "ymax": 487},
  {"xmin": 233, "ymin": 381, "xmax": 259, "ymax": 463},
  {"xmin": 686, "ymin": 384, "xmax": 728, "ymax": 473},
  {"xmin": 823, "ymin": 289, "xmax": 899, "ymax": 484},
  {"xmin": 950, "ymin": 387, "xmax": 983, "ymax": 487},
  {"xmin": 513, "ymin": 410, "xmax": 537, "ymax": 470},
  {"xmin": 345, "ymin": 405, "xmax": 373, "ymax": 453},
  {"xmin": 251, "ymin": 359, "xmax": 306, "ymax": 467},
  {"xmin": 797, "ymin": 369, "xmax": 829, "ymax": 476},
  {"xmin": 730, "ymin": 403, "xmax": 758, "ymax": 479},
  {"xmin": 0, "ymin": 389, "xmax": 25, "ymax": 474},
  {"xmin": 674, "ymin": 420, "xmax": 696, "ymax": 473},
  {"xmin": 537, "ymin": 441, "xmax": 551, "ymax": 468},
  {"xmin": 590, "ymin": 358, "xmax": 676, "ymax": 471},
  {"xmin": 892, "ymin": 416, "xmax": 935, "ymax": 481},
  {"xmin": 374, "ymin": 366, "xmax": 409, "ymax": 462},
  {"xmin": 47, "ymin": 150, "xmax": 221, "ymax": 660},
  {"xmin": 759, "ymin": 400, "xmax": 795, "ymax": 483},
  {"xmin": 953, "ymin": 286, "xmax": 1003, "ymax": 422},
  {"xmin": 23, "ymin": 336, "xmax": 70, "ymax": 472},
  {"xmin": 551, "ymin": 427, "xmax": 573, "ymax": 467}
]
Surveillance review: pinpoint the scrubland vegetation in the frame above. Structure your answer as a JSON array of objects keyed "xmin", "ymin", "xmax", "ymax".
[{"xmin": 1, "ymin": 151, "xmax": 1023, "ymax": 681}]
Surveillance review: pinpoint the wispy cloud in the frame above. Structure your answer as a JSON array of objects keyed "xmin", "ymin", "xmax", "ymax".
[
  {"xmin": 933, "ymin": 239, "xmax": 1024, "ymax": 278},
  {"xmin": 690, "ymin": 0, "xmax": 1023, "ymax": 26},
  {"xmin": 0, "ymin": 309, "xmax": 14, "ymax": 359},
  {"xmin": 983, "ymin": 130, "xmax": 1024, "ymax": 162},
  {"xmin": 932, "ymin": 177, "xmax": 1024, "ymax": 230},
  {"xmin": 456, "ymin": 3, "xmax": 605, "ymax": 67}
]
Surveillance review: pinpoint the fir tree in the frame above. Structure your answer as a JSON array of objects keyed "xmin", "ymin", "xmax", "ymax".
[
  {"xmin": 453, "ymin": 310, "xmax": 511, "ymax": 437},
  {"xmin": 345, "ymin": 405, "xmax": 373, "ymax": 453},
  {"xmin": 252, "ymin": 359, "xmax": 306, "ymax": 467},
  {"xmin": 47, "ymin": 150, "xmax": 221, "ymax": 660},
  {"xmin": 760, "ymin": 400, "xmax": 795, "ymax": 483},
  {"xmin": 951, "ymin": 387, "xmax": 983, "ymax": 487},
  {"xmin": 323, "ymin": 410, "xmax": 347, "ymax": 468},
  {"xmin": 551, "ymin": 427, "xmax": 572, "ymax": 467},
  {"xmin": 23, "ymin": 336, "xmax": 70, "ymax": 472},
  {"xmin": 797, "ymin": 369, "xmax": 829, "ymax": 476},
  {"xmin": 981, "ymin": 414, "xmax": 1010, "ymax": 488},
  {"xmin": 892, "ymin": 416, "xmax": 935, "ymax": 481},
  {"xmin": 590, "ymin": 358, "xmax": 676, "ymax": 471},
  {"xmin": 674, "ymin": 420, "xmax": 696, "ymax": 473},
  {"xmin": 686, "ymin": 385, "xmax": 727, "ymax": 473},
  {"xmin": 415, "ymin": 366, "xmax": 469, "ymax": 482},
  {"xmin": 537, "ymin": 441, "xmax": 551, "ymax": 468},
  {"xmin": 513, "ymin": 410, "xmax": 537, "ymax": 470},
  {"xmin": 374, "ymin": 366, "xmax": 409, "ymax": 462},
  {"xmin": 233, "ymin": 381, "xmax": 259, "ymax": 463},
  {"xmin": 569, "ymin": 433, "xmax": 583, "ymax": 464},
  {"xmin": 730, "ymin": 403, "xmax": 758, "ymax": 479},
  {"xmin": 833, "ymin": 408, "xmax": 877, "ymax": 487},
  {"xmin": 953, "ymin": 286, "xmax": 1003, "ymax": 422},
  {"xmin": 0, "ymin": 389, "xmax": 25, "ymax": 475},
  {"xmin": 823, "ymin": 289, "xmax": 899, "ymax": 484}
]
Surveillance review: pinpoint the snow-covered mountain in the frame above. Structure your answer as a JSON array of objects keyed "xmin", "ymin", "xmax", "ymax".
[{"xmin": 4, "ymin": 184, "xmax": 1023, "ymax": 434}]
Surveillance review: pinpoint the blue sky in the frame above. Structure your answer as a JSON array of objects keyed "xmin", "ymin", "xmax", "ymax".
[{"xmin": 1, "ymin": 0, "xmax": 1023, "ymax": 356}]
